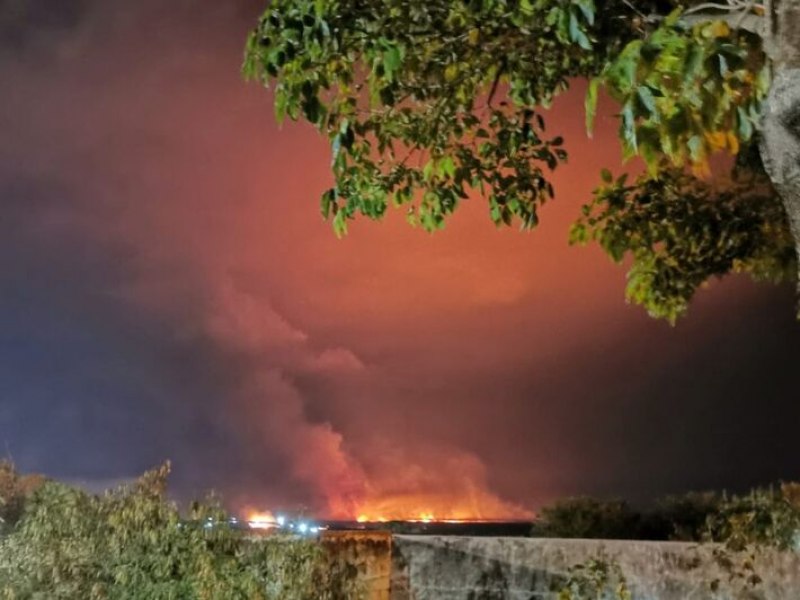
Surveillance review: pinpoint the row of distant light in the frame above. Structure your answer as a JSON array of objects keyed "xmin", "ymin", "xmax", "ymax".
[{"xmin": 246, "ymin": 514, "xmax": 324, "ymax": 535}]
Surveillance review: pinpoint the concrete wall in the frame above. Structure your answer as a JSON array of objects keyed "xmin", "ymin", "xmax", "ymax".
[
  {"xmin": 388, "ymin": 536, "xmax": 800, "ymax": 600},
  {"xmin": 321, "ymin": 530, "xmax": 392, "ymax": 599}
]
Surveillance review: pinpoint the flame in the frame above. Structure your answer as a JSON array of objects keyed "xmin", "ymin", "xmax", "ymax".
[
  {"xmin": 246, "ymin": 510, "xmax": 278, "ymax": 529},
  {"xmin": 347, "ymin": 491, "xmax": 532, "ymax": 523},
  {"xmin": 317, "ymin": 444, "xmax": 535, "ymax": 523}
]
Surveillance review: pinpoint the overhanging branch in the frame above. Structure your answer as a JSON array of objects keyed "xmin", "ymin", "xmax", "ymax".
[{"xmin": 678, "ymin": 12, "xmax": 764, "ymax": 35}]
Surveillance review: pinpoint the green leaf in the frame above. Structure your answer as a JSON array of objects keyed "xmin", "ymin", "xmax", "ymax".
[
  {"xmin": 575, "ymin": 29, "xmax": 591, "ymax": 50},
  {"xmin": 382, "ymin": 44, "xmax": 402, "ymax": 81},
  {"xmin": 439, "ymin": 156, "xmax": 456, "ymax": 179},
  {"xmin": 321, "ymin": 189, "xmax": 335, "ymax": 219},
  {"xmin": 687, "ymin": 134, "xmax": 704, "ymax": 162},
  {"xmin": 568, "ymin": 11, "xmax": 591, "ymax": 50},
  {"xmin": 423, "ymin": 159, "xmax": 435, "ymax": 181},
  {"xmin": 572, "ymin": 0, "xmax": 595, "ymax": 25},
  {"xmin": 683, "ymin": 43, "xmax": 704, "ymax": 82},
  {"xmin": 585, "ymin": 78, "xmax": 600, "ymax": 137},
  {"xmin": 636, "ymin": 86, "xmax": 657, "ymax": 116},
  {"xmin": 568, "ymin": 11, "xmax": 580, "ymax": 41},
  {"xmin": 620, "ymin": 101, "xmax": 637, "ymax": 158},
  {"xmin": 737, "ymin": 106, "xmax": 753, "ymax": 141},
  {"xmin": 333, "ymin": 209, "xmax": 348, "ymax": 237}
]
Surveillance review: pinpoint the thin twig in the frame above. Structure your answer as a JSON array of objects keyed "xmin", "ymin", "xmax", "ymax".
[
  {"xmin": 684, "ymin": 0, "xmax": 762, "ymax": 15},
  {"xmin": 622, "ymin": 0, "xmax": 648, "ymax": 19},
  {"xmin": 487, "ymin": 61, "xmax": 506, "ymax": 108}
]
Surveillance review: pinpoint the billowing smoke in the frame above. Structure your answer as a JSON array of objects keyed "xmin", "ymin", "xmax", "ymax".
[{"xmin": 120, "ymin": 268, "xmax": 527, "ymax": 517}]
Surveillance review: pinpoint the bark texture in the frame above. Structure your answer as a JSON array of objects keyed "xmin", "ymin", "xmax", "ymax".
[
  {"xmin": 761, "ymin": 69, "xmax": 800, "ymax": 264},
  {"xmin": 760, "ymin": 1, "xmax": 800, "ymax": 288},
  {"xmin": 763, "ymin": 0, "xmax": 800, "ymax": 66}
]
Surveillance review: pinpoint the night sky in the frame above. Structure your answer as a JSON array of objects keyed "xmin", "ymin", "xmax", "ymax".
[{"xmin": 1, "ymin": 0, "xmax": 799, "ymax": 518}]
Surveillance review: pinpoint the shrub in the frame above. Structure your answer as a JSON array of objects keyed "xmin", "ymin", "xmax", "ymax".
[
  {"xmin": 0, "ymin": 461, "xmax": 46, "ymax": 534},
  {"xmin": 646, "ymin": 491, "xmax": 723, "ymax": 542},
  {"xmin": 536, "ymin": 497, "xmax": 641, "ymax": 540},
  {"xmin": 708, "ymin": 482, "xmax": 800, "ymax": 550},
  {"xmin": 0, "ymin": 464, "xmax": 360, "ymax": 600}
]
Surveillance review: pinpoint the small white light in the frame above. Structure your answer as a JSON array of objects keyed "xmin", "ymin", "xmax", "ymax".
[
  {"xmin": 276, "ymin": 515, "xmax": 286, "ymax": 526},
  {"xmin": 298, "ymin": 522, "xmax": 309, "ymax": 534}
]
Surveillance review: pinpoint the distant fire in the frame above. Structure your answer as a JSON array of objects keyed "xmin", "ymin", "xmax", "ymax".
[
  {"xmin": 239, "ymin": 447, "xmax": 534, "ymax": 526},
  {"xmin": 346, "ymin": 491, "xmax": 533, "ymax": 523},
  {"xmin": 245, "ymin": 498, "xmax": 532, "ymax": 526},
  {"xmin": 356, "ymin": 512, "xmax": 436, "ymax": 523},
  {"xmin": 245, "ymin": 511, "xmax": 278, "ymax": 530}
]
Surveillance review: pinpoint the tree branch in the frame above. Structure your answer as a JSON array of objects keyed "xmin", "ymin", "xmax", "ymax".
[
  {"xmin": 644, "ymin": 9, "xmax": 764, "ymax": 35},
  {"xmin": 679, "ymin": 12, "xmax": 764, "ymax": 33},
  {"xmin": 487, "ymin": 61, "xmax": 506, "ymax": 108}
]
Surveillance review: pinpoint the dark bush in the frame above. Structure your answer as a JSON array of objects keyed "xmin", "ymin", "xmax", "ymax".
[{"xmin": 535, "ymin": 497, "xmax": 642, "ymax": 540}]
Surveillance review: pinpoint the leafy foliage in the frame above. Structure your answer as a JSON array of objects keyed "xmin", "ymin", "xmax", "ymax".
[
  {"xmin": 0, "ymin": 464, "xmax": 361, "ymax": 600},
  {"xmin": 242, "ymin": 0, "xmax": 655, "ymax": 234},
  {"xmin": 707, "ymin": 482, "xmax": 800, "ymax": 551},
  {"xmin": 536, "ymin": 497, "xmax": 641, "ymax": 540},
  {"xmin": 533, "ymin": 488, "xmax": 791, "ymax": 543},
  {"xmin": 0, "ymin": 461, "xmax": 46, "ymax": 534},
  {"xmin": 648, "ymin": 490, "xmax": 722, "ymax": 541},
  {"xmin": 702, "ymin": 483, "xmax": 800, "ymax": 595},
  {"xmin": 571, "ymin": 163, "xmax": 795, "ymax": 322},
  {"xmin": 244, "ymin": 0, "xmax": 793, "ymax": 321},
  {"xmin": 586, "ymin": 13, "xmax": 769, "ymax": 175},
  {"xmin": 547, "ymin": 484, "xmax": 800, "ymax": 599}
]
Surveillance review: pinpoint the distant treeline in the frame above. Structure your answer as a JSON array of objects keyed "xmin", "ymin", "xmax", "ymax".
[{"xmin": 533, "ymin": 485, "xmax": 800, "ymax": 546}]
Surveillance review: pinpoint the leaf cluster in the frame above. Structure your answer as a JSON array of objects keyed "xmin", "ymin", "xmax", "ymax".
[
  {"xmin": 571, "ymin": 163, "xmax": 795, "ymax": 322},
  {"xmin": 587, "ymin": 13, "xmax": 769, "ymax": 175},
  {"xmin": 536, "ymin": 497, "xmax": 642, "ymax": 540},
  {"xmin": 0, "ymin": 461, "xmax": 46, "ymax": 534},
  {"xmin": 702, "ymin": 483, "xmax": 800, "ymax": 594},
  {"xmin": 242, "ymin": 0, "xmax": 653, "ymax": 234},
  {"xmin": 243, "ymin": 1, "xmax": 794, "ymax": 322},
  {"xmin": 707, "ymin": 482, "xmax": 800, "ymax": 551}
]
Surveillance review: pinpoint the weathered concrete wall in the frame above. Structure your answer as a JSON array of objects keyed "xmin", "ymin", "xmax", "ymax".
[
  {"xmin": 389, "ymin": 536, "xmax": 800, "ymax": 600},
  {"xmin": 321, "ymin": 530, "xmax": 392, "ymax": 600}
]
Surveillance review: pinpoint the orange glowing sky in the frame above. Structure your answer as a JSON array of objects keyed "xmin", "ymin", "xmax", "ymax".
[{"xmin": 1, "ymin": 0, "xmax": 799, "ymax": 519}]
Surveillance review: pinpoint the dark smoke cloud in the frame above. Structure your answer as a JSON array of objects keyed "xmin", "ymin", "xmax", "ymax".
[{"xmin": 0, "ymin": 0, "xmax": 89, "ymax": 50}]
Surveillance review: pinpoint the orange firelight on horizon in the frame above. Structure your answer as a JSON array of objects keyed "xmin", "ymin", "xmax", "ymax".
[
  {"xmin": 245, "ymin": 510, "xmax": 278, "ymax": 529},
  {"xmin": 345, "ymin": 492, "xmax": 534, "ymax": 523}
]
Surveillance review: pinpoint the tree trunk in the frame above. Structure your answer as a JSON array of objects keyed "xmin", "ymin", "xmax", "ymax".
[{"xmin": 759, "ymin": 1, "xmax": 800, "ymax": 290}]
